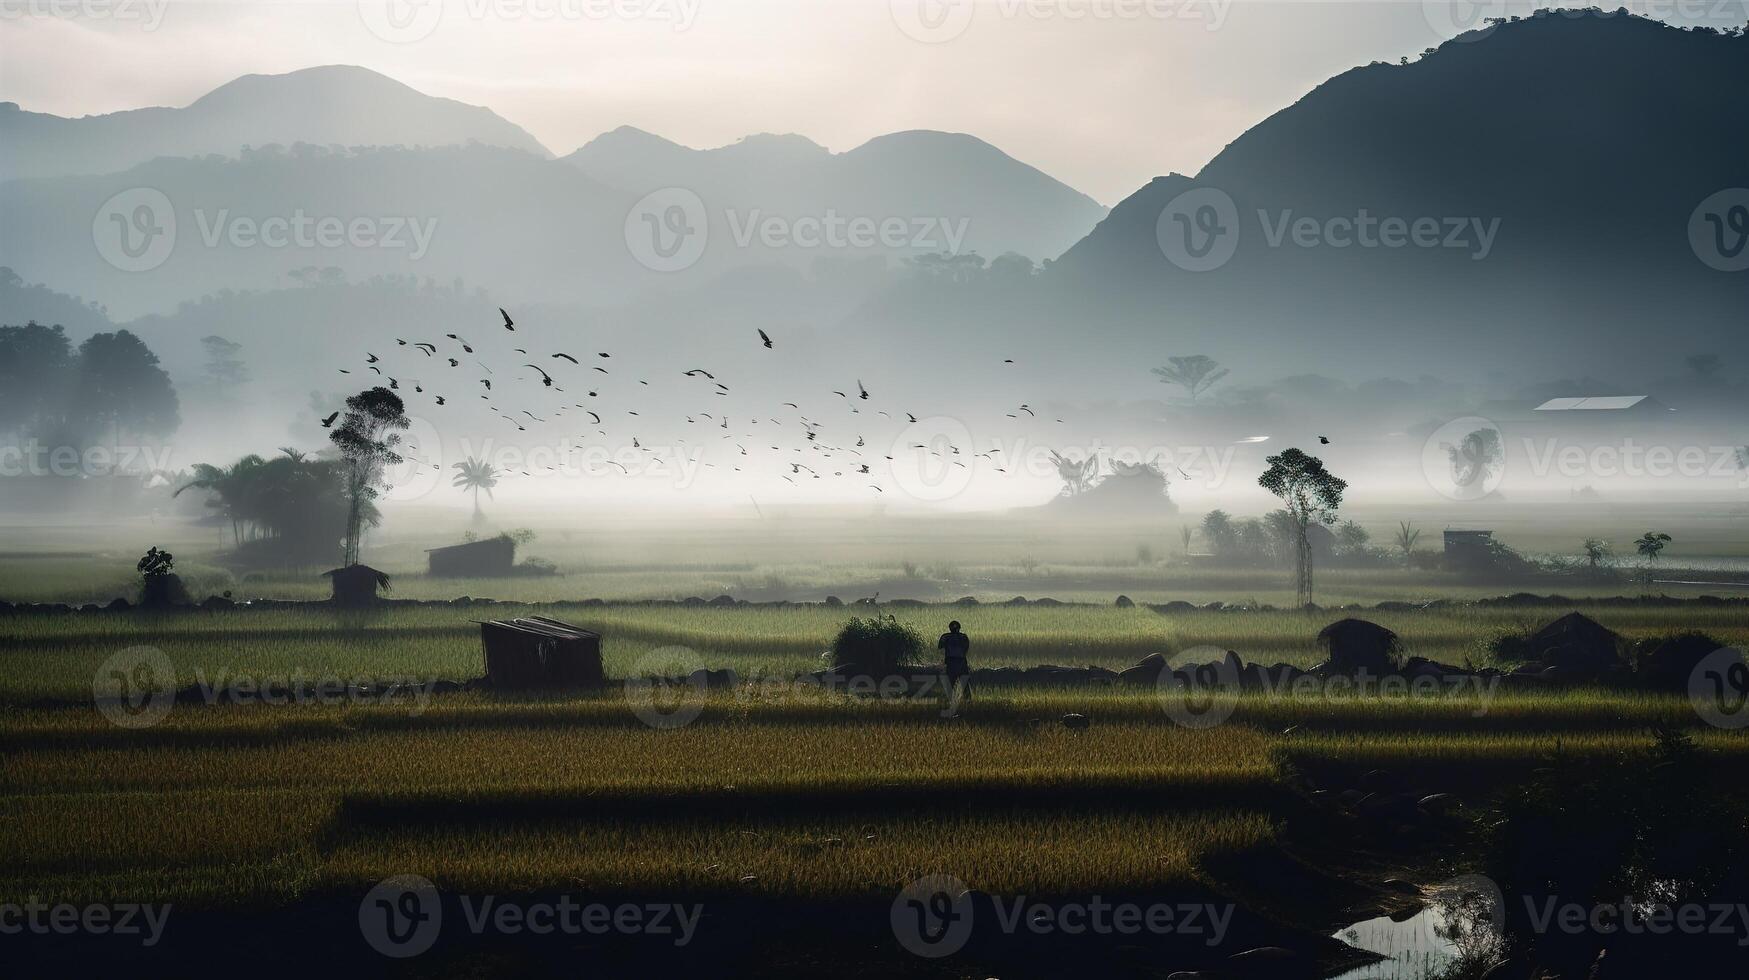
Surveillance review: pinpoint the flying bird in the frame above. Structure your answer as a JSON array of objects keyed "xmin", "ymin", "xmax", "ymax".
[
  {"xmin": 499, "ymin": 308, "xmax": 515, "ymax": 330},
  {"xmin": 552, "ymin": 353, "xmax": 579, "ymax": 364},
  {"xmin": 320, "ymin": 411, "xmax": 340, "ymax": 428},
  {"xmin": 523, "ymin": 364, "xmax": 554, "ymax": 386},
  {"xmin": 1318, "ymin": 436, "xmax": 1331, "ymax": 445},
  {"xmin": 366, "ymin": 353, "xmax": 379, "ymax": 364},
  {"xmin": 758, "ymin": 329, "xmax": 773, "ymax": 349},
  {"xmin": 857, "ymin": 380, "xmax": 869, "ymax": 400},
  {"xmin": 685, "ymin": 369, "xmax": 716, "ymax": 379}
]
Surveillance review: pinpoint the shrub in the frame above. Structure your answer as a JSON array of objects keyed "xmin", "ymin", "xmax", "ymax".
[{"xmin": 828, "ymin": 615, "xmax": 926, "ymax": 676}]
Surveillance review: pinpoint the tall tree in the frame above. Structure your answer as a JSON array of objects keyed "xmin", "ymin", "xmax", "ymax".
[
  {"xmin": 329, "ymin": 387, "xmax": 408, "ymax": 567},
  {"xmin": 73, "ymin": 329, "xmax": 180, "ymax": 446},
  {"xmin": 198, "ymin": 335, "xmax": 251, "ymax": 397},
  {"xmin": 1151, "ymin": 355, "xmax": 1229, "ymax": 402},
  {"xmin": 0, "ymin": 321, "xmax": 75, "ymax": 440},
  {"xmin": 1258, "ymin": 448, "xmax": 1348, "ymax": 607}
]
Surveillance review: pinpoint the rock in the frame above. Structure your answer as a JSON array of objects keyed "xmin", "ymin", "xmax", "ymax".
[
  {"xmin": 1004, "ymin": 596, "xmax": 1029, "ymax": 606},
  {"xmin": 823, "ymin": 596, "xmax": 842, "ymax": 606},
  {"xmin": 708, "ymin": 594, "xmax": 737, "ymax": 606},
  {"xmin": 681, "ymin": 596, "xmax": 707, "ymax": 606},
  {"xmin": 1361, "ymin": 768, "xmax": 1403, "ymax": 791},
  {"xmin": 1317, "ymin": 618, "xmax": 1401, "ymax": 675},
  {"xmin": 105, "ymin": 598, "xmax": 131, "ymax": 612},
  {"xmin": 1635, "ymin": 632, "xmax": 1727, "ymax": 691},
  {"xmin": 1114, "ymin": 594, "xmax": 1134, "ymax": 608},
  {"xmin": 1061, "ymin": 712, "xmax": 1090, "ymax": 730},
  {"xmin": 953, "ymin": 596, "xmax": 979, "ymax": 605}
]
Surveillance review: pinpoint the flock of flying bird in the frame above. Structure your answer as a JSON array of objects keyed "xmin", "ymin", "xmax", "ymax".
[{"xmin": 331, "ymin": 309, "xmax": 1060, "ymax": 494}]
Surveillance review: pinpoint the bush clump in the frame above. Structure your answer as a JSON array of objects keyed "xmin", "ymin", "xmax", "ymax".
[{"xmin": 828, "ymin": 615, "xmax": 926, "ymax": 676}]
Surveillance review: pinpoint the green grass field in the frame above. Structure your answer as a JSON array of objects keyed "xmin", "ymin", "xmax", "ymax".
[{"xmin": 5, "ymin": 517, "xmax": 1749, "ymax": 975}]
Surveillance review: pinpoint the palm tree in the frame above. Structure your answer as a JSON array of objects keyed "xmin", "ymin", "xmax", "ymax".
[
  {"xmin": 451, "ymin": 457, "xmax": 500, "ymax": 520},
  {"xmin": 1395, "ymin": 521, "xmax": 1421, "ymax": 560},
  {"xmin": 174, "ymin": 455, "xmax": 267, "ymax": 547}
]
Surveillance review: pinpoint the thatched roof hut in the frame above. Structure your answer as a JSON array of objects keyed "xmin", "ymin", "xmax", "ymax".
[
  {"xmin": 1530, "ymin": 612, "xmax": 1622, "ymax": 671},
  {"xmin": 1318, "ymin": 618, "xmax": 1401, "ymax": 675},
  {"xmin": 323, "ymin": 564, "xmax": 391, "ymax": 606}
]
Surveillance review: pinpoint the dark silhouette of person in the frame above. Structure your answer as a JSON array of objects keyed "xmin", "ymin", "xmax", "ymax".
[{"xmin": 938, "ymin": 620, "xmax": 971, "ymax": 708}]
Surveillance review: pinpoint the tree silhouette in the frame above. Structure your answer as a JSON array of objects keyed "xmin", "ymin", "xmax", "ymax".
[
  {"xmin": 1048, "ymin": 450, "xmax": 1099, "ymax": 497},
  {"xmin": 329, "ymin": 387, "xmax": 408, "ymax": 567},
  {"xmin": 74, "ymin": 329, "xmax": 180, "ymax": 446},
  {"xmin": 451, "ymin": 457, "xmax": 500, "ymax": 520},
  {"xmin": 1635, "ymin": 531, "xmax": 1671, "ymax": 582},
  {"xmin": 1395, "ymin": 521, "xmax": 1421, "ymax": 559},
  {"xmin": 1258, "ymin": 448, "xmax": 1347, "ymax": 607},
  {"xmin": 1444, "ymin": 426, "xmax": 1504, "ymax": 499},
  {"xmin": 1583, "ymin": 537, "xmax": 1611, "ymax": 569},
  {"xmin": 1151, "ymin": 355, "xmax": 1228, "ymax": 402}
]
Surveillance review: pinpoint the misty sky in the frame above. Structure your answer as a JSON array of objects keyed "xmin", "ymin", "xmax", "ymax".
[{"xmin": 2, "ymin": 1, "xmax": 1735, "ymax": 204}]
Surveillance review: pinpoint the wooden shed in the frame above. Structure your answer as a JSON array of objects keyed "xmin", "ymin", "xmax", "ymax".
[
  {"xmin": 427, "ymin": 536, "xmax": 516, "ymax": 577},
  {"xmin": 323, "ymin": 564, "xmax": 391, "ymax": 606},
  {"xmin": 481, "ymin": 616, "xmax": 604, "ymax": 689}
]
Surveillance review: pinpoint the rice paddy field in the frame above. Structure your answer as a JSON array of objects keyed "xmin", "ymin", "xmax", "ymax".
[{"xmin": 5, "ymin": 515, "xmax": 1749, "ymax": 976}]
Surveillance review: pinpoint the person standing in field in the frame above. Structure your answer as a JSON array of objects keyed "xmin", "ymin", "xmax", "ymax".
[{"xmin": 938, "ymin": 620, "xmax": 972, "ymax": 711}]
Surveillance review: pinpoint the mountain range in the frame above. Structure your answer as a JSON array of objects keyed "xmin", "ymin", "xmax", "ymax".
[
  {"xmin": 1, "ymin": 11, "xmax": 1744, "ymax": 384},
  {"xmin": 0, "ymin": 66, "xmax": 552, "ymax": 183}
]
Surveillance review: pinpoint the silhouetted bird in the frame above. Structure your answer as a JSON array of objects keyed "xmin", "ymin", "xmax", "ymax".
[
  {"xmin": 1318, "ymin": 436, "xmax": 1330, "ymax": 445},
  {"xmin": 500, "ymin": 308, "xmax": 515, "ymax": 330},
  {"xmin": 524, "ymin": 364, "xmax": 554, "ymax": 386},
  {"xmin": 552, "ymin": 353, "xmax": 579, "ymax": 364},
  {"xmin": 320, "ymin": 411, "xmax": 340, "ymax": 428},
  {"xmin": 759, "ymin": 329, "xmax": 773, "ymax": 349}
]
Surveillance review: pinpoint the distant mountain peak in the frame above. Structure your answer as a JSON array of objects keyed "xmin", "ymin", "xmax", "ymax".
[{"xmin": 0, "ymin": 65, "xmax": 550, "ymax": 181}]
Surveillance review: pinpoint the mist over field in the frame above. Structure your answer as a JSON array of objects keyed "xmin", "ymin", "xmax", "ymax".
[{"xmin": 5, "ymin": 6, "xmax": 1749, "ymax": 979}]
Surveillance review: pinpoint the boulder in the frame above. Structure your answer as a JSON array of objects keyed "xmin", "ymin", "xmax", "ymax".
[
  {"xmin": 1061, "ymin": 713, "xmax": 1090, "ymax": 730},
  {"xmin": 822, "ymin": 596, "xmax": 842, "ymax": 606},
  {"xmin": 105, "ymin": 597, "xmax": 132, "ymax": 612},
  {"xmin": 1114, "ymin": 594, "xmax": 1134, "ymax": 608},
  {"xmin": 952, "ymin": 596, "xmax": 979, "ymax": 606},
  {"xmin": 708, "ymin": 594, "xmax": 737, "ymax": 606},
  {"xmin": 1635, "ymin": 632, "xmax": 1727, "ymax": 691}
]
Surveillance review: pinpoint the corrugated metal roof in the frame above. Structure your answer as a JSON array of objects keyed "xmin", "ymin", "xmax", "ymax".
[{"xmin": 1532, "ymin": 396, "xmax": 1649, "ymax": 411}]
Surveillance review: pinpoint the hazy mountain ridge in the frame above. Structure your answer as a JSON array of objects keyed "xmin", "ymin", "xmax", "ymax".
[
  {"xmin": 567, "ymin": 126, "xmax": 1109, "ymax": 263},
  {"xmin": 0, "ymin": 66, "xmax": 552, "ymax": 183},
  {"xmin": 1043, "ymin": 11, "xmax": 1749, "ymax": 374}
]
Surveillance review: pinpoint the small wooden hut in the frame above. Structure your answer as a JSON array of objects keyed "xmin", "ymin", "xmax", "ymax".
[
  {"xmin": 427, "ymin": 536, "xmax": 516, "ymax": 577},
  {"xmin": 323, "ymin": 564, "xmax": 391, "ymax": 606},
  {"xmin": 481, "ymin": 616, "xmax": 604, "ymax": 689}
]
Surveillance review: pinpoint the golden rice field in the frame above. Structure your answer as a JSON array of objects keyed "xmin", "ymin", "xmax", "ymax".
[{"xmin": 5, "ymin": 600, "xmax": 1748, "ymax": 703}]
